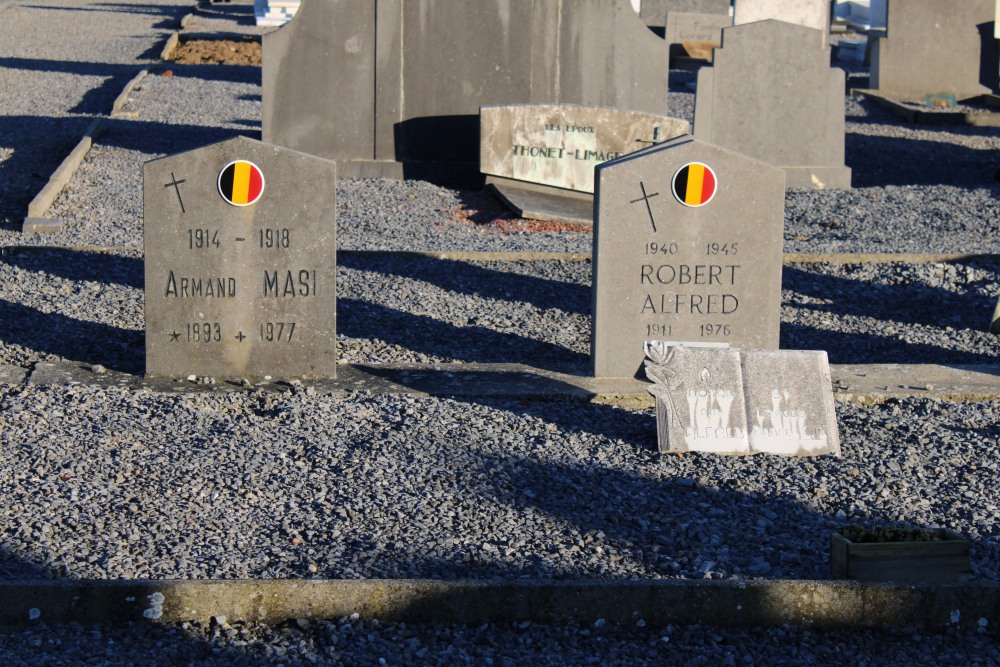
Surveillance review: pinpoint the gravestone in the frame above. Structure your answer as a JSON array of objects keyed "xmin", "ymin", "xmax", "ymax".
[
  {"xmin": 480, "ymin": 105, "xmax": 689, "ymax": 194},
  {"xmin": 640, "ymin": 0, "xmax": 730, "ymax": 28},
  {"xmin": 644, "ymin": 342, "xmax": 840, "ymax": 456},
  {"xmin": 264, "ymin": 0, "xmax": 669, "ymax": 185},
  {"xmin": 665, "ymin": 12, "xmax": 733, "ymax": 60},
  {"xmin": 144, "ymin": 136, "xmax": 338, "ymax": 380},
  {"xmin": 870, "ymin": 0, "xmax": 999, "ymax": 98},
  {"xmin": 695, "ymin": 20, "xmax": 852, "ymax": 189},
  {"xmin": 592, "ymin": 135, "xmax": 785, "ymax": 378},
  {"xmin": 733, "ymin": 0, "xmax": 831, "ymax": 46}
]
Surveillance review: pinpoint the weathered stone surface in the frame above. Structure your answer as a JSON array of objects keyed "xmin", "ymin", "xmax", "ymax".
[
  {"xmin": 480, "ymin": 105, "xmax": 688, "ymax": 194},
  {"xmin": 741, "ymin": 349, "xmax": 840, "ymax": 456},
  {"xmin": 645, "ymin": 344, "xmax": 750, "ymax": 454},
  {"xmin": 871, "ymin": 0, "xmax": 999, "ymax": 98},
  {"xmin": 734, "ymin": 0, "xmax": 830, "ymax": 46},
  {"xmin": 665, "ymin": 12, "xmax": 733, "ymax": 58},
  {"xmin": 263, "ymin": 0, "xmax": 669, "ymax": 184},
  {"xmin": 592, "ymin": 135, "xmax": 785, "ymax": 378},
  {"xmin": 643, "ymin": 344, "xmax": 840, "ymax": 456},
  {"xmin": 640, "ymin": 0, "xmax": 730, "ymax": 28},
  {"xmin": 695, "ymin": 20, "xmax": 851, "ymax": 189},
  {"xmin": 144, "ymin": 136, "xmax": 338, "ymax": 380}
]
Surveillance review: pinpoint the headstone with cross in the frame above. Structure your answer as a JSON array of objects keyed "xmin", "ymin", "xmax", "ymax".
[
  {"xmin": 143, "ymin": 136, "xmax": 338, "ymax": 380},
  {"xmin": 591, "ymin": 135, "xmax": 785, "ymax": 378}
]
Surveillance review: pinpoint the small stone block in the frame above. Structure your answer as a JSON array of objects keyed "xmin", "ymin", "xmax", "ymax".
[{"xmin": 22, "ymin": 217, "xmax": 64, "ymax": 234}]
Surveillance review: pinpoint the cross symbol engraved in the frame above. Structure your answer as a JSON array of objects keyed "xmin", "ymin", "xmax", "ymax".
[
  {"xmin": 630, "ymin": 181, "xmax": 660, "ymax": 232},
  {"xmin": 164, "ymin": 172, "xmax": 186, "ymax": 213},
  {"xmin": 635, "ymin": 126, "xmax": 662, "ymax": 147},
  {"xmin": 235, "ymin": 331, "xmax": 246, "ymax": 342},
  {"xmin": 169, "ymin": 331, "xmax": 181, "ymax": 342}
]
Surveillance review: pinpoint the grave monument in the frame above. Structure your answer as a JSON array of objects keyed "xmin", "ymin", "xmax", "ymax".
[
  {"xmin": 592, "ymin": 135, "xmax": 784, "ymax": 378},
  {"xmin": 640, "ymin": 0, "xmax": 730, "ymax": 29},
  {"xmin": 665, "ymin": 12, "xmax": 734, "ymax": 60},
  {"xmin": 870, "ymin": 0, "xmax": 999, "ymax": 98},
  {"xmin": 694, "ymin": 20, "xmax": 852, "ymax": 189},
  {"xmin": 144, "ymin": 136, "xmax": 338, "ymax": 380},
  {"xmin": 733, "ymin": 0, "xmax": 831, "ymax": 45},
  {"xmin": 263, "ymin": 0, "xmax": 669, "ymax": 185}
]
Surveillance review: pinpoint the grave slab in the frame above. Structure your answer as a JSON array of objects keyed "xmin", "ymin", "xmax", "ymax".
[
  {"xmin": 487, "ymin": 180, "xmax": 595, "ymax": 226},
  {"xmin": 480, "ymin": 104, "xmax": 688, "ymax": 195},
  {"xmin": 143, "ymin": 136, "xmax": 338, "ymax": 380},
  {"xmin": 263, "ymin": 0, "xmax": 669, "ymax": 184},
  {"xmin": 695, "ymin": 20, "xmax": 852, "ymax": 189},
  {"xmin": 640, "ymin": 0, "xmax": 730, "ymax": 28},
  {"xmin": 592, "ymin": 135, "xmax": 785, "ymax": 378},
  {"xmin": 870, "ymin": 0, "xmax": 999, "ymax": 98}
]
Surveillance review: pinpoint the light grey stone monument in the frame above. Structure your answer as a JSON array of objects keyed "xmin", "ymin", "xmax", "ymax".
[
  {"xmin": 734, "ymin": 0, "xmax": 830, "ymax": 46},
  {"xmin": 592, "ymin": 135, "xmax": 785, "ymax": 378},
  {"xmin": 644, "ymin": 342, "xmax": 841, "ymax": 456},
  {"xmin": 481, "ymin": 104, "xmax": 688, "ymax": 194},
  {"xmin": 144, "ymin": 136, "xmax": 338, "ymax": 380},
  {"xmin": 665, "ymin": 12, "xmax": 733, "ymax": 60},
  {"xmin": 640, "ymin": 0, "xmax": 730, "ymax": 28},
  {"xmin": 695, "ymin": 20, "xmax": 852, "ymax": 189},
  {"xmin": 871, "ymin": 0, "xmax": 999, "ymax": 99},
  {"xmin": 263, "ymin": 0, "xmax": 669, "ymax": 185}
]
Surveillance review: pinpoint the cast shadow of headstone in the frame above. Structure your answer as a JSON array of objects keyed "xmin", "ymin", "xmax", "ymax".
[
  {"xmin": 339, "ymin": 254, "xmax": 590, "ymax": 316},
  {"xmin": 3, "ymin": 249, "xmax": 142, "ymax": 289}
]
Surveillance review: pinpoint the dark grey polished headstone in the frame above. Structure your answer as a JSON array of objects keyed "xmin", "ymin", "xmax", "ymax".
[{"xmin": 144, "ymin": 137, "xmax": 338, "ymax": 380}]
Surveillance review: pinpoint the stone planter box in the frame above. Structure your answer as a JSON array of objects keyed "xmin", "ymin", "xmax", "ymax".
[{"xmin": 830, "ymin": 528, "xmax": 970, "ymax": 584}]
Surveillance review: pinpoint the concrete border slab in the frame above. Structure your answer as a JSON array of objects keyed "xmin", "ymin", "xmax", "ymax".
[
  {"xmin": 0, "ymin": 578, "xmax": 998, "ymax": 632},
  {"xmin": 0, "ymin": 365, "xmax": 27, "ymax": 385},
  {"xmin": 488, "ymin": 180, "xmax": 594, "ymax": 226},
  {"xmin": 852, "ymin": 90, "xmax": 1000, "ymax": 126}
]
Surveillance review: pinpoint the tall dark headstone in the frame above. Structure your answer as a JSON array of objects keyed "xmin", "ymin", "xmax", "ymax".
[
  {"xmin": 144, "ymin": 137, "xmax": 338, "ymax": 380},
  {"xmin": 263, "ymin": 0, "xmax": 669, "ymax": 184}
]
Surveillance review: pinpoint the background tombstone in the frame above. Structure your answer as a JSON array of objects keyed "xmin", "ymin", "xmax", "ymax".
[
  {"xmin": 640, "ymin": 0, "xmax": 731, "ymax": 29},
  {"xmin": 263, "ymin": 0, "xmax": 669, "ymax": 186},
  {"xmin": 665, "ymin": 12, "xmax": 734, "ymax": 61},
  {"xmin": 694, "ymin": 20, "xmax": 852, "ymax": 189},
  {"xmin": 592, "ymin": 135, "xmax": 785, "ymax": 378},
  {"xmin": 734, "ymin": 0, "xmax": 831, "ymax": 45},
  {"xmin": 870, "ymin": 0, "xmax": 999, "ymax": 99},
  {"xmin": 144, "ymin": 136, "xmax": 338, "ymax": 380}
]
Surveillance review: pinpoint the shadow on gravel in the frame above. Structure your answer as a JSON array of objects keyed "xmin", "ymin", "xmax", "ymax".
[
  {"xmin": 0, "ymin": 115, "xmax": 95, "ymax": 231},
  {"xmin": 157, "ymin": 62, "xmax": 263, "ymax": 86},
  {"xmin": 338, "ymin": 298, "xmax": 588, "ymax": 373},
  {"xmin": 846, "ymin": 128, "xmax": 1000, "ymax": 188},
  {"xmin": 0, "ymin": 57, "xmax": 150, "ymax": 115},
  {"xmin": 3, "ymin": 249, "xmax": 141, "ymax": 289},
  {"xmin": 98, "ymin": 117, "xmax": 254, "ymax": 156},
  {"xmin": 0, "ymin": 299, "xmax": 143, "ymax": 374},
  {"xmin": 339, "ymin": 254, "xmax": 590, "ymax": 316}
]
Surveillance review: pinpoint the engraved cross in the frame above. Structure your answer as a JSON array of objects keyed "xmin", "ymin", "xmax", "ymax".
[
  {"xmin": 629, "ymin": 181, "xmax": 659, "ymax": 232},
  {"xmin": 165, "ymin": 172, "xmax": 187, "ymax": 213}
]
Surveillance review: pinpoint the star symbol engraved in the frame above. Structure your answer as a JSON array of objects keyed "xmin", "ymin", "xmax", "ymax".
[{"xmin": 169, "ymin": 331, "xmax": 181, "ymax": 342}]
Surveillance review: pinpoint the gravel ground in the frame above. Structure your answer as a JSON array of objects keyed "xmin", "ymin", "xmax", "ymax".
[{"xmin": 1, "ymin": 1, "xmax": 999, "ymax": 662}]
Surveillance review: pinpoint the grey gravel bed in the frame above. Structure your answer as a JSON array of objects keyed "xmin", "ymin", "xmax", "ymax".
[
  {"xmin": 5, "ymin": 52, "xmax": 998, "ymax": 254},
  {"xmin": 0, "ymin": 384, "xmax": 998, "ymax": 583},
  {"xmin": 0, "ymin": 0, "xmax": 196, "ymax": 237},
  {"xmin": 2, "ymin": 248, "xmax": 999, "ymax": 372},
  {"xmin": 0, "ymin": 617, "xmax": 997, "ymax": 666}
]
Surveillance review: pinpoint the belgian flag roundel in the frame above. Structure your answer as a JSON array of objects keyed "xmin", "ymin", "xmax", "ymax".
[
  {"xmin": 218, "ymin": 160, "xmax": 265, "ymax": 207},
  {"xmin": 671, "ymin": 162, "xmax": 717, "ymax": 208}
]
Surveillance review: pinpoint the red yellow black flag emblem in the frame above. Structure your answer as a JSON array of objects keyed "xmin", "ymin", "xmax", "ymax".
[
  {"xmin": 218, "ymin": 160, "xmax": 265, "ymax": 207},
  {"xmin": 671, "ymin": 162, "xmax": 717, "ymax": 208}
]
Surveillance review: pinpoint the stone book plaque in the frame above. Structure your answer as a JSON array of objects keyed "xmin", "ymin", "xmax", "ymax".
[
  {"xmin": 644, "ymin": 343, "xmax": 840, "ymax": 456},
  {"xmin": 480, "ymin": 105, "xmax": 689, "ymax": 194},
  {"xmin": 144, "ymin": 136, "xmax": 338, "ymax": 380},
  {"xmin": 741, "ymin": 349, "xmax": 840, "ymax": 456},
  {"xmin": 645, "ymin": 344, "xmax": 749, "ymax": 454},
  {"xmin": 592, "ymin": 135, "xmax": 785, "ymax": 378}
]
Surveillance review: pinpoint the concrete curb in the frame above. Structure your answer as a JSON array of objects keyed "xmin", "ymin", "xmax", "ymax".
[
  {"xmin": 160, "ymin": 32, "xmax": 180, "ymax": 61},
  {"xmin": 111, "ymin": 69, "xmax": 149, "ymax": 116},
  {"xmin": 851, "ymin": 89, "xmax": 1000, "ymax": 127},
  {"xmin": 23, "ymin": 118, "xmax": 103, "ymax": 222},
  {"xmin": 16, "ymin": 361, "xmax": 1000, "ymax": 405},
  {"xmin": 0, "ymin": 578, "xmax": 997, "ymax": 632}
]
